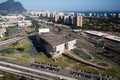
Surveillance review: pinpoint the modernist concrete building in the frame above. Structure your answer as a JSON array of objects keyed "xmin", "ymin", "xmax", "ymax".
[
  {"xmin": 16, "ymin": 20, "xmax": 32, "ymax": 28},
  {"xmin": 0, "ymin": 14, "xmax": 29, "ymax": 28},
  {"xmin": 36, "ymin": 29, "xmax": 77, "ymax": 58}
]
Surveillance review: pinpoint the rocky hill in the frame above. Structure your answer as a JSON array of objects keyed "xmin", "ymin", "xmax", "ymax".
[{"xmin": 0, "ymin": 0, "xmax": 26, "ymax": 14}]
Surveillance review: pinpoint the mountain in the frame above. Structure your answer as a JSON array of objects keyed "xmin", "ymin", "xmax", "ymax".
[{"xmin": 0, "ymin": 0, "xmax": 26, "ymax": 14}]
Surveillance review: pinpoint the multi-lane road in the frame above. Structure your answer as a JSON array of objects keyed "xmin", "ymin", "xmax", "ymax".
[
  {"xmin": 0, "ymin": 61, "xmax": 77, "ymax": 80},
  {"xmin": 0, "ymin": 36, "xmax": 26, "ymax": 46}
]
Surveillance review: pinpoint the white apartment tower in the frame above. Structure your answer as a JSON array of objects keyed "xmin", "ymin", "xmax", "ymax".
[{"xmin": 77, "ymin": 15, "xmax": 83, "ymax": 27}]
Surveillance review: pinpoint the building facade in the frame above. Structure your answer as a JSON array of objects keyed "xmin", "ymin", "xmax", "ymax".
[
  {"xmin": 36, "ymin": 28, "xmax": 77, "ymax": 58},
  {"xmin": 0, "ymin": 28, "xmax": 6, "ymax": 38},
  {"xmin": 77, "ymin": 15, "xmax": 83, "ymax": 27}
]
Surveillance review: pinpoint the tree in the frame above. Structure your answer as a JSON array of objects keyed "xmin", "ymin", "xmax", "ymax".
[
  {"xmin": 19, "ymin": 76, "xmax": 27, "ymax": 80},
  {"xmin": 7, "ymin": 48, "xmax": 14, "ymax": 54},
  {"xmin": 16, "ymin": 48, "xmax": 24, "ymax": 52}
]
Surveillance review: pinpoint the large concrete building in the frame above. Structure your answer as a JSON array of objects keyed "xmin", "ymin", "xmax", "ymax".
[
  {"xmin": 16, "ymin": 20, "xmax": 32, "ymax": 28},
  {"xmin": 0, "ymin": 21, "xmax": 15, "ymax": 27},
  {"xmin": 0, "ymin": 14, "xmax": 32, "ymax": 28},
  {"xmin": 1, "ymin": 14, "xmax": 25, "ymax": 21},
  {"xmin": 54, "ymin": 14, "xmax": 60, "ymax": 22},
  {"xmin": 36, "ymin": 28, "xmax": 76, "ymax": 58}
]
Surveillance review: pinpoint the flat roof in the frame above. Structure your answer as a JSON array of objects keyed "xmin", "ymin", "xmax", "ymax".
[
  {"xmin": 85, "ymin": 30, "xmax": 120, "ymax": 42},
  {"xmin": 105, "ymin": 35, "xmax": 120, "ymax": 42},
  {"xmin": 39, "ymin": 30, "xmax": 75, "ymax": 47},
  {"xmin": 85, "ymin": 31, "xmax": 106, "ymax": 36}
]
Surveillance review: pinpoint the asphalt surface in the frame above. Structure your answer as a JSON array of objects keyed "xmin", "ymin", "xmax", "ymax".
[
  {"xmin": 0, "ymin": 37, "xmax": 26, "ymax": 46},
  {"xmin": 0, "ymin": 61, "xmax": 77, "ymax": 80}
]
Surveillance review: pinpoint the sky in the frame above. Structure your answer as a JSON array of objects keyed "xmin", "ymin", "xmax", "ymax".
[{"xmin": 0, "ymin": 0, "xmax": 120, "ymax": 11}]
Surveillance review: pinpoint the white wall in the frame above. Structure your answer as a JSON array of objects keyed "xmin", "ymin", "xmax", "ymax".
[
  {"xmin": 67, "ymin": 39, "xmax": 76, "ymax": 51},
  {"xmin": 17, "ymin": 20, "xmax": 32, "ymax": 27},
  {"xmin": 39, "ymin": 28, "xmax": 50, "ymax": 34},
  {"xmin": 55, "ymin": 43, "xmax": 65, "ymax": 54},
  {"xmin": 0, "ymin": 28, "xmax": 6, "ymax": 38}
]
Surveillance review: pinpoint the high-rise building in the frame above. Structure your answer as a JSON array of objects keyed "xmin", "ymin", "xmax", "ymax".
[
  {"xmin": 63, "ymin": 15, "xmax": 69, "ymax": 24},
  {"xmin": 42, "ymin": 11, "xmax": 47, "ymax": 17},
  {"xmin": 28, "ymin": 11, "xmax": 41, "ymax": 17},
  {"xmin": 89, "ymin": 13, "xmax": 92, "ymax": 17},
  {"xmin": 50, "ymin": 12, "xmax": 56, "ymax": 17},
  {"xmin": 104, "ymin": 13, "xmax": 107, "ymax": 17},
  {"xmin": 77, "ymin": 15, "xmax": 83, "ymax": 27},
  {"xmin": 118, "ymin": 13, "xmax": 120, "ymax": 18},
  {"xmin": 46, "ymin": 11, "xmax": 51, "ymax": 17},
  {"xmin": 54, "ymin": 14, "xmax": 60, "ymax": 22},
  {"xmin": 69, "ymin": 15, "xmax": 76, "ymax": 25}
]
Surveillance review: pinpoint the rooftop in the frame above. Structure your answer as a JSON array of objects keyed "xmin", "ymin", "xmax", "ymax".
[
  {"xmin": 85, "ymin": 31, "xmax": 108, "ymax": 37},
  {"xmin": 39, "ymin": 30, "xmax": 75, "ymax": 47},
  {"xmin": 105, "ymin": 35, "xmax": 120, "ymax": 42},
  {"xmin": 85, "ymin": 30, "xmax": 120, "ymax": 42}
]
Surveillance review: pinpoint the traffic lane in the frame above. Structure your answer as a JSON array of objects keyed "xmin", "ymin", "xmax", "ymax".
[
  {"xmin": 0, "ymin": 37, "xmax": 26, "ymax": 46},
  {"xmin": 0, "ymin": 61, "xmax": 77, "ymax": 80},
  {"xmin": 0, "ymin": 66, "xmax": 52, "ymax": 80},
  {"xmin": 0, "ymin": 64, "xmax": 63, "ymax": 80}
]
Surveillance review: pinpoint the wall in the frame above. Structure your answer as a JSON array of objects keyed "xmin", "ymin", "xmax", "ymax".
[
  {"xmin": 55, "ymin": 43, "xmax": 65, "ymax": 54},
  {"xmin": 39, "ymin": 28, "xmax": 50, "ymax": 34},
  {"xmin": 67, "ymin": 39, "xmax": 76, "ymax": 51},
  {"xmin": 17, "ymin": 20, "xmax": 32, "ymax": 27}
]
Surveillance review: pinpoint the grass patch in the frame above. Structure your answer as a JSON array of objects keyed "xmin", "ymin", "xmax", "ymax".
[
  {"xmin": 0, "ymin": 71, "xmax": 29, "ymax": 80},
  {"xmin": 22, "ymin": 43, "xmax": 31, "ymax": 52},
  {"xmin": 79, "ymin": 67, "xmax": 98, "ymax": 74},
  {"xmin": 72, "ymin": 63, "xmax": 86, "ymax": 71},
  {"xmin": 22, "ymin": 53, "xmax": 31, "ymax": 58},
  {"xmin": 0, "ymin": 39, "xmax": 32, "ymax": 53},
  {"xmin": 95, "ymin": 54, "xmax": 104, "ymax": 60},
  {"xmin": 73, "ymin": 50, "xmax": 91, "ymax": 60},
  {"xmin": 63, "ymin": 55, "xmax": 77, "ymax": 63},
  {"xmin": 0, "ymin": 53, "xmax": 15, "ymax": 58},
  {"xmin": 97, "ymin": 62, "xmax": 108, "ymax": 67},
  {"xmin": 12, "ymin": 39, "xmax": 31, "ymax": 48},
  {"xmin": 55, "ymin": 57, "xmax": 68, "ymax": 67},
  {"xmin": 32, "ymin": 52, "xmax": 68, "ymax": 68},
  {"xmin": 32, "ymin": 53, "xmax": 82, "ymax": 68},
  {"xmin": 104, "ymin": 66, "xmax": 120, "ymax": 79},
  {"xmin": 91, "ymin": 53, "xmax": 106, "ymax": 62},
  {"xmin": 61, "ymin": 29, "xmax": 68, "ymax": 33}
]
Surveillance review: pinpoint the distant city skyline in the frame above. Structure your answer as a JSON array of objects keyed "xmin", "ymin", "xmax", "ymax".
[{"xmin": 0, "ymin": 0, "xmax": 120, "ymax": 11}]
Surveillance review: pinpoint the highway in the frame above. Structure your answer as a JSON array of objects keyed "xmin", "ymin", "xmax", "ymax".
[
  {"xmin": 0, "ymin": 66, "xmax": 52, "ymax": 80},
  {"xmin": 0, "ymin": 61, "xmax": 77, "ymax": 80},
  {"xmin": 0, "ymin": 37, "xmax": 26, "ymax": 46}
]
